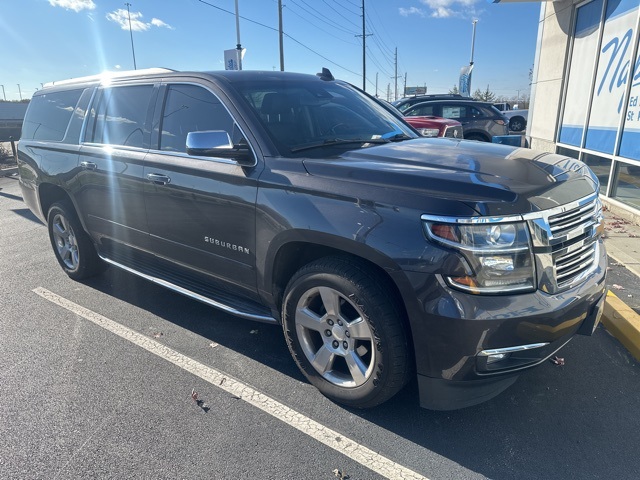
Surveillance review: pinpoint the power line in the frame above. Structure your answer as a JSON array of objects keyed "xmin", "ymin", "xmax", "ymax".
[
  {"xmin": 196, "ymin": 0, "xmax": 360, "ymax": 77},
  {"xmin": 326, "ymin": 0, "xmax": 359, "ymax": 16},
  {"xmin": 290, "ymin": 0, "xmax": 358, "ymax": 35},
  {"xmin": 286, "ymin": 5, "xmax": 359, "ymax": 46}
]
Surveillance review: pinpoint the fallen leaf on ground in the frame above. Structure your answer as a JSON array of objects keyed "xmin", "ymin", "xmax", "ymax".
[
  {"xmin": 209, "ymin": 342, "xmax": 219, "ymax": 348},
  {"xmin": 551, "ymin": 356, "xmax": 565, "ymax": 366},
  {"xmin": 333, "ymin": 469, "xmax": 350, "ymax": 479}
]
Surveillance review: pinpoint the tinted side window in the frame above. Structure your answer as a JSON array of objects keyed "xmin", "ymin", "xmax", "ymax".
[
  {"xmin": 22, "ymin": 89, "xmax": 83, "ymax": 141},
  {"xmin": 159, "ymin": 85, "xmax": 235, "ymax": 153},
  {"xmin": 407, "ymin": 104, "xmax": 435, "ymax": 116},
  {"xmin": 470, "ymin": 106, "xmax": 485, "ymax": 118},
  {"xmin": 91, "ymin": 85, "xmax": 153, "ymax": 148},
  {"xmin": 442, "ymin": 105, "xmax": 468, "ymax": 119}
]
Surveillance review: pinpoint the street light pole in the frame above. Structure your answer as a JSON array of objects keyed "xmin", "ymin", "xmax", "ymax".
[
  {"xmin": 1, "ymin": 85, "xmax": 5, "ymax": 101},
  {"xmin": 235, "ymin": 0, "xmax": 243, "ymax": 70},
  {"xmin": 468, "ymin": 19, "xmax": 478, "ymax": 94},
  {"xmin": 125, "ymin": 3, "xmax": 137, "ymax": 70},
  {"xmin": 17, "ymin": 84, "xmax": 22, "ymax": 101}
]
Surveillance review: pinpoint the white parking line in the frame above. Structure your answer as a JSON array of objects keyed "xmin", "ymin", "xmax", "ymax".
[{"xmin": 34, "ymin": 287, "xmax": 429, "ymax": 480}]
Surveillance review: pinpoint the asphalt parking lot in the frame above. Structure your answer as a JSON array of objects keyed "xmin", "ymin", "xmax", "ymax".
[{"xmin": 1, "ymin": 172, "xmax": 639, "ymax": 480}]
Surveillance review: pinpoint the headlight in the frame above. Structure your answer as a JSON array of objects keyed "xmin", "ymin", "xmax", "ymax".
[
  {"xmin": 418, "ymin": 128, "xmax": 440, "ymax": 137},
  {"xmin": 423, "ymin": 219, "xmax": 536, "ymax": 294}
]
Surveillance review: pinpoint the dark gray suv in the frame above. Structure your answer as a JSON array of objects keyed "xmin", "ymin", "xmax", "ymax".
[
  {"xmin": 17, "ymin": 68, "xmax": 607, "ymax": 411},
  {"xmin": 393, "ymin": 95, "xmax": 509, "ymax": 142}
]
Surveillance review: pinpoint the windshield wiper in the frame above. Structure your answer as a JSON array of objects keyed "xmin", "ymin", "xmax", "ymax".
[
  {"xmin": 384, "ymin": 133, "xmax": 413, "ymax": 142},
  {"xmin": 290, "ymin": 138, "xmax": 389, "ymax": 153}
]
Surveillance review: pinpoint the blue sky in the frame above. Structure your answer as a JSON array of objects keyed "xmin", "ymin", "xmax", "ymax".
[{"xmin": 0, "ymin": 0, "xmax": 540, "ymax": 101}]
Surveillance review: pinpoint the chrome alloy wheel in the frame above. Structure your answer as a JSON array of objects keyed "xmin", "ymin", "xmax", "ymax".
[
  {"xmin": 294, "ymin": 286, "xmax": 375, "ymax": 388},
  {"xmin": 51, "ymin": 213, "xmax": 79, "ymax": 271}
]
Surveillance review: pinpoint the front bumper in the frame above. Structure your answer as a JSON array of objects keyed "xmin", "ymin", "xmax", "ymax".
[{"xmin": 403, "ymin": 238, "xmax": 607, "ymax": 410}]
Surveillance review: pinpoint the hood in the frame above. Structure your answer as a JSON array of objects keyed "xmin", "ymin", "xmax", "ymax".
[{"xmin": 302, "ymin": 138, "xmax": 599, "ymax": 216}]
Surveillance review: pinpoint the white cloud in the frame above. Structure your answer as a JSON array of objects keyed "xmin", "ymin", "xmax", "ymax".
[
  {"xmin": 151, "ymin": 18, "xmax": 175, "ymax": 30},
  {"xmin": 399, "ymin": 7, "xmax": 425, "ymax": 17},
  {"xmin": 48, "ymin": 0, "xmax": 96, "ymax": 12},
  {"xmin": 106, "ymin": 9, "xmax": 174, "ymax": 32},
  {"xmin": 418, "ymin": 0, "xmax": 481, "ymax": 19}
]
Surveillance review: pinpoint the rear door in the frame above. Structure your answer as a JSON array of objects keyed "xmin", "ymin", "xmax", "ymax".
[
  {"xmin": 76, "ymin": 84, "xmax": 157, "ymax": 251},
  {"xmin": 143, "ymin": 82, "xmax": 261, "ymax": 296}
]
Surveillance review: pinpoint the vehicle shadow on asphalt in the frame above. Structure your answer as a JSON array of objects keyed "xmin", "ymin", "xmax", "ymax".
[
  {"xmin": 82, "ymin": 266, "xmax": 640, "ymax": 480},
  {"xmin": 81, "ymin": 267, "xmax": 305, "ymax": 381}
]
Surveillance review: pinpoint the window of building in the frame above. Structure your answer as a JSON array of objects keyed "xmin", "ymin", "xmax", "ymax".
[
  {"xmin": 583, "ymin": 152, "xmax": 612, "ymax": 194},
  {"xmin": 584, "ymin": 0, "xmax": 638, "ymax": 154},
  {"xmin": 613, "ymin": 160, "xmax": 640, "ymax": 209},
  {"xmin": 90, "ymin": 85, "xmax": 153, "ymax": 148},
  {"xmin": 558, "ymin": 0, "xmax": 604, "ymax": 147},
  {"xmin": 159, "ymin": 85, "xmax": 235, "ymax": 153},
  {"xmin": 21, "ymin": 89, "xmax": 83, "ymax": 142}
]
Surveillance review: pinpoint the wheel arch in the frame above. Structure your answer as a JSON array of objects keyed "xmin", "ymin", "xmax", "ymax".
[
  {"xmin": 263, "ymin": 232, "xmax": 415, "ymax": 348},
  {"xmin": 38, "ymin": 183, "xmax": 73, "ymax": 221},
  {"xmin": 464, "ymin": 131, "xmax": 490, "ymax": 142}
]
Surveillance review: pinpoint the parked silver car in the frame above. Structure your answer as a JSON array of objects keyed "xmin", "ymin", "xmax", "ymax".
[{"xmin": 394, "ymin": 96, "xmax": 509, "ymax": 142}]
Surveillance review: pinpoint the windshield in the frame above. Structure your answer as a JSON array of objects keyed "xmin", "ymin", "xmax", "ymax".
[{"xmin": 232, "ymin": 79, "xmax": 417, "ymax": 157}]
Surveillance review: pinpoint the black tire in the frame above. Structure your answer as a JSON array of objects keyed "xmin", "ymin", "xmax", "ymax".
[
  {"xmin": 47, "ymin": 201, "xmax": 106, "ymax": 280},
  {"xmin": 509, "ymin": 116, "xmax": 525, "ymax": 132},
  {"xmin": 282, "ymin": 256, "xmax": 411, "ymax": 408},
  {"xmin": 465, "ymin": 133, "xmax": 488, "ymax": 142}
]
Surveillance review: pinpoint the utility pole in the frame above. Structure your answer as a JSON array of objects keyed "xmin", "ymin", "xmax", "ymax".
[
  {"xmin": 386, "ymin": 83, "xmax": 391, "ymax": 102},
  {"xmin": 404, "ymin": 72, "xmax": 407, "ymax": 98},
  {"xmin": 355, "ymin": 0, "xmax": 371, "ymax": 91},
  {"xmin": 394, "ymin": 47, "xmax": 398, "ymax": 101},
  {"xmin": 1, "ymin": 85, "xmax": 5, "ymax": 101},
  {"xmin": 17, "ymin": 84, "xmax": 22, "ymax": 101},
  {"xmin": 235, "ymin": 0, "xmax": 243, "ymax": 70},
  {"xmin": 125, "ymin": 3, "xmax": 137, "ymax": 70},
  {"xmin": 278, "ymin": 0, "xmax": 284, "ymax": 71}
]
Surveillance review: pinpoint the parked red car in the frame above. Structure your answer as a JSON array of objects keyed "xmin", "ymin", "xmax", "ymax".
[{"xmin": 403, "ymin": 115, "xmax": 464, "ymax": 139}]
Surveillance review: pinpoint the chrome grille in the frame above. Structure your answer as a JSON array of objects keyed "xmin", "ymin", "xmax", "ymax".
[
  {"xmin": 525, "ymin": 194, "xmax": 603, "ymax": 293},
  {"xmin": 554, "ymin": 237, "xmax": 598, "ymax": 288},
  {"xmin": 548, "ymin": 200, "xmax": 598, "ymax": 237}
]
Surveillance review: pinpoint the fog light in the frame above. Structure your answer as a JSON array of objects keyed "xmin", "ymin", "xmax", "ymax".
[{"xmin": 486, "ymin": 353, "xmax": 510, "ymax": 364}]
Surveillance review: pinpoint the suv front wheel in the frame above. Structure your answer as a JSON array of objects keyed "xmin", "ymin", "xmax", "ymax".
[{"xmin": 282, "ymin": 256, "xmax": 411, "ymax": 408}]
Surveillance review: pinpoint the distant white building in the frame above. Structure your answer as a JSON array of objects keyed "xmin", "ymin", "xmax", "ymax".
[{"xmin": 525, "ymin": 0, "xmax": 640, "ymax": 219}]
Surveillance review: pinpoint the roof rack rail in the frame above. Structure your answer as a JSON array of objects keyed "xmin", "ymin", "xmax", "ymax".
[{"xmin": 43, "ymin": 67, "xmax": 176, "ymax": 88}]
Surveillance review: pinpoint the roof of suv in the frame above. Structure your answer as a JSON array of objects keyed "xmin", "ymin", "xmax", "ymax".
[{"xmin": 42, "ymin": 68, "xmax": 339, "ymax": 89}]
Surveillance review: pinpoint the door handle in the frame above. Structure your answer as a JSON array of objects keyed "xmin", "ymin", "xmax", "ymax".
[
  {"xmin": 80, "ymin": 161, "xmax": 97, "ymax": 170},
  {"xmin": 146, "ymin": 173, "xmax": 171, "ymax": 185}
]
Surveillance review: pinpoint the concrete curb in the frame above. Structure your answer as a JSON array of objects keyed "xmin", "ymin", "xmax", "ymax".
[{"xmin": 602, "ymin": 291, "xmax": 640, "ymax": 362}]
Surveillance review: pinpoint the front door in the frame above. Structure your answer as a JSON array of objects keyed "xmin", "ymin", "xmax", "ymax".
[{"xmin": 143, "ymin": 83, "xmax": 260, "ymax": 297}]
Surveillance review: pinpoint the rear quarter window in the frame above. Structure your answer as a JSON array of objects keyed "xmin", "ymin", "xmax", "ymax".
[{"xmin": 21, "ymin": 89, "xmax": 84, "ymax": 142}]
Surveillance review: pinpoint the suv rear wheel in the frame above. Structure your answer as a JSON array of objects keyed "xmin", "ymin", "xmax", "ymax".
[
  {"xmin": 47, "ymin": 201, "xmax": 106, "ymax": 280},
  {"xmin": 282, "ymin": 256, "xmax": 411, "ymax": 408}
]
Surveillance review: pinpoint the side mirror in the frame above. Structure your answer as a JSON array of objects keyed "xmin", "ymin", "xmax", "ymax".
[{"xmin": 186, "ymin": 130, "xmax": 254, "ymax": 166}]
